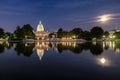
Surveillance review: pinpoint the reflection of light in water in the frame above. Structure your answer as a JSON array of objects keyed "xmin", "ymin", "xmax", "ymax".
[
  {"xmin": 25, "ymin": 43, "xmax": 28, "ymax": 47},
  {"xmin": 37, "ymin": 49, "xmax": 44, "ymax": 60},
  {"xmin": 0, "ymin": 41, "xmax": 4, "ymax": 44},
  {"xmin": 109, "ymin": 41, "xmax": 112, "ymax": 48},
  {"xmin": 107, "ymin": 41, "xmax": 120, "ymax": 53},
  {"xmin": 92, "ymin": 41, "xmax": 96, "ymax": 45},
  {"xmin": 97, "ymin": 57, "xmax": 111, "ymax": 67},
  {"xmin": 61, "ymin": 42, "xmax": 76, "ymax": 47},
  {"xmin": 103, "ymin": 42, "xmax": 105, "ymax": 48},
  {"xmin": 73, "ymin": 42, "xmax": 76, "ymax": 48},
  {"xmin": 113, "ymin": 41, "xmax": 115, "ymax": 49},
  {"xmin": 100, "ymin": 58, "xmax": 106, "ymax": 64},
  {"xmin": 103, "ymin": 41, "xmax": 110, "ymax": 49},
  {"xmin": 109, "ymin": 41, "xmax": 115, "ymax": 50},
  {"xmin": 116, "ymin": 48, "xmax": 120, "ymax": 53}
]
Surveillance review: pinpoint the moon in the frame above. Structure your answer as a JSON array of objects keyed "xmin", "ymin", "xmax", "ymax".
[
  {"xmin": 97, "ymin": 14, "xmax": 112, "ymax": 22},
  {"xmin": 100, "ymin": 16, "xmax": 108, "ymax": 22}
]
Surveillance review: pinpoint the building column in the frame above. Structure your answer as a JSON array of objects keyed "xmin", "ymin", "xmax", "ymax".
[
  {"xmin": 42, "ymin": 37, "xmax": 44, "ymax": 40},
  {"xmin": 37, "ymin": 37, "xmax": 39, "ymax": 40}
]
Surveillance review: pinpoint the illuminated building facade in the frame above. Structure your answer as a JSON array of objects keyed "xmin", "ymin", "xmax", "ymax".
[{"xmin": 34, "ymin": 21, "xmax": 49, "ymax": 40}]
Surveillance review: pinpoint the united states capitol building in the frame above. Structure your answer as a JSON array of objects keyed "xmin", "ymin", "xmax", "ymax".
[{"xmin": 34, "ymin": 21, "xmax": 49, "ymax": 40}]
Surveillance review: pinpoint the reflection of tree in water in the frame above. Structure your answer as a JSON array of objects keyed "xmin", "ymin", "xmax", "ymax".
[
  {"xmin": 104, "ymin": 45, "xmax": 109, "ymax": 50},
  {"xmin": 69, "ymin": 44, "xmax": 83, "ymax": 54},
  {"xmin": 115, "ymin": 42, "xmax": 120, "ymax": 48},
  {"xmin": 114, "ymin": 42, "xmax": 120, "ymax": 52},
  {"xmin": 57, "ymin": 43, "xmax": 84, "ymax": 54},
  {"xmin": 90, "ymin": 43, "xmax": 103, "ymax": 56},
  {"xmin": 57, "ymin": 43, "xmax": 63, "ymax": 53},
  {"xmin": 82, "ymin": 42, "xmax": 91, "ymax": 51},
  {"xmin": 0, "ymin": 42, "xmax": 14, "ymax": 53},
  {"xmin": 0, "ymin": 43, "xmax": 5, "ymax": 53},
  {"xmin": 5, "ymin": 42, "xmax": 13, "ymax": 50},
  {"xmin": 102, "ymin": 41, "xmax": 120, "ymax": 53},
  {"xmin": 48, "ymin": 43, "xmax": 53, "ymax": 48},
  {"xmin": 0, "ymin": 42, "xmax": 104, "ymax": 56},
  {"xmin": 56, "ymin": 42, "xmax": 103, "ymax": 55},
  {"xmin": 14, "ymin": 43, "xmax": 35, "ymax": 57}
]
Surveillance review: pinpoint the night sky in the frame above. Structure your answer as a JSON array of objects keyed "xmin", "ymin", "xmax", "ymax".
[{"xmin": 0, "ymin": 0, "xmax": 120, "ymax": 32}]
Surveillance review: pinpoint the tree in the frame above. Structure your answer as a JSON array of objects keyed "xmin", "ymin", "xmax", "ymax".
[
  {"xmin": 3, "ymin": 32, "xmax": 12, "ymax": 40},
  {"xmin": 90, "ymin": 26, "xmax": 104, "ymax": 39},
  {"xmin": 114, "ymin": 32, "xmax": 120, "ymax": 39},
  {"xmin": 22, "ymin": 24, "xmax": 35, "ymax": 39},
  {"xmin": 49, "ymin": 32, "xmax": 57, "ymax": 38},
  {"xmin": 103, "ymin": 31, "xmax": 109, "ymax": 37},
  {"xmin": 82, "ymin": 31, "xmax": 92, "ymax": 40},
  {"xmin": 14, "ymin": 24, "xmax": 35, "ymax": 39},
  {"xmin": 0, "ymin": 28, "xmax": 4, "ymax": 38},
  {"xmin": 62, "ymin": 31, "xmax": 70, "ymax": 37},
  {"xmin": 57, "ymin": 28, "xmax": 63, "ymax": 38},
  {"xmin": 5, "ymin": 32, "xmax": 11, "ymax": 36},
  {"xmin": 14, "ymin": 26, "xmax": 23, "ymax": 39},
  {"xmin": 70, "ymin": 28, "xmax": 83, "ymax": 39}
]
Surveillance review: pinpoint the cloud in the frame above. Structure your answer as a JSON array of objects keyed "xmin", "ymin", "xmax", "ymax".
[{"xmin": 52, "ymin": 0, "xmax": 93, "ymax": 8}]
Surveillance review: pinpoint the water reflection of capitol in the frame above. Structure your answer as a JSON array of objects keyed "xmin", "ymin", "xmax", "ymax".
[
  {"xmin": 35, "ymin": 42, "xmax": 49, "ymax": 60},
  {"xmin": 35, "ymin": 42, "xmax": 77, "ymax": 60}
]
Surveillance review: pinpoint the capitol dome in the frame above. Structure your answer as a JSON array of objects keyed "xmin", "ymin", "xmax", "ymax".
[{"xmin": 37, "ymin": 21, "xmax": 44, "ymax": 32}]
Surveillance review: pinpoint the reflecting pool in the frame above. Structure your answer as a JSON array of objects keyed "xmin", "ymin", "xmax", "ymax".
[{"xmin": 0, "ymin": 41, "xmax": 120, "ymax": 80}]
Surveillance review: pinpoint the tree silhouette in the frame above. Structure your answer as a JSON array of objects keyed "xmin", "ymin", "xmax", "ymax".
[
  {"xmin": 91, "ymin": 26, "xmax": 104, "ymax": 39},
  {"xmin": 90, "ymin": 43, "xmax": 103, "ymax": 56},
  {"xmin": 14, "ymin": 24, "xmax": 35, "ymax": 39},
  {"xmin": 22, "ymin": 24, "xmax": 35, "ymax": 39},
  {"xmin": 14, "ymin": 43, "xmax": 35, "ymax": 57},
  {"xmin": 82, "ymin": 31, "xmax": 92, "ymax": 40},
  {"xmin": 0, "ymin": 44, "xmax": 5, "ymax": 53},
  {"xmin": 57, "ymin": 28, "xmax": 63, "ymax": 38},
  {"xmin": 70, "ymin": 28, "xmax": 83, "ymax": 38},
  {"xmin": 57, "ymin": 43, "xmax": 63, "ymax": 53},
  {"xmin": 14, "ymin": 26, "xmax": 23, "ymax": 39},
  {"xmin": 0, "ymin": 28, "xmax": 4, "ymax": 38}
]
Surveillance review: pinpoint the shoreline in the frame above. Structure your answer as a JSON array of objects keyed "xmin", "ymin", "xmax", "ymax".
[
  {"xmin": 0, "ymin": 39, "xmax": 87, "ymax": 43},
  {"xmin": 1, "ymin": 39, "xmax": 119, "ymax": 43}
]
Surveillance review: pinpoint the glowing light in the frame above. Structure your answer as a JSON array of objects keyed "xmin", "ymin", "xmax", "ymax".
[
  {"xmin": 97, "ymin": 57, "xmax": 111, "ymax": 67},
  {"xmin": 73, "ymin": 42, "xmax": 76, "ymax": 48},
  {"xmin": 100, "ymin": 58, "xmax": 106, "ymax": 64},
  {"xmin": 116, "ymin": 48, "xmax": 120, "ymax": 53},
  {"xmin": 113, "ymin": 35, "xmax": 115, "ymax": 38},
  {"xmin": 72, "ymin": 35, "xmax": 76, "ymax": 39},
  {"xmin": 97, "ymin": 14, "xmax": 112, "ymax": 22},
  {"xmin": 100, "ymin": 16, "xmax": 108, "ymax": 22}
]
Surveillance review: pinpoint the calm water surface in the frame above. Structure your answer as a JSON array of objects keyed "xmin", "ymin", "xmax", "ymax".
[{"xmin": 0, "ymin": 41, "xmax": 120, "ymax": 80}]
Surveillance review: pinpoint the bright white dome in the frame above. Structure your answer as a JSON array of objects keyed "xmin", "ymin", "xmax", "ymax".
[{"xmin": 37, "ymin": 21, "xmax": 44, "ymax": 32}]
